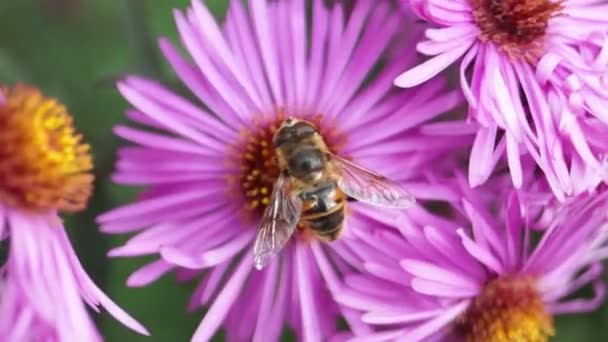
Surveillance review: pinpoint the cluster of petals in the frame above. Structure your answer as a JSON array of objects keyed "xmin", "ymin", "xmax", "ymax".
[
  {"xmin": 398, "ymin": 0, "xmax": 608, "ymax": 201},
  {"xmin": 0, "ymin": 81, "xmax": 148, "ymax": 342},
  {"xmin": 0, "ymin": 89, "xmax": 147, "ymax": 341},
  {"xmin": 82, "ymin": 0, "xmax": 608, "ymax": 340},
  {"xmin": 0, "ymin": 205, "xmax": 148, "ymax": 341},
  {"xmin": 338, "ymin": 175, "xmax": 608, "ymax": 341},
  {"xmin": 97, "ymin": 0, "xmax": 470, "ymax": 340}
]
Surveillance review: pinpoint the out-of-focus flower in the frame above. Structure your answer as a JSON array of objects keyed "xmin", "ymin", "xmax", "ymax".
[
  {"xmin": 338, "ymin": 176, "xmax": 608, "ymax": 341},
  {"xmin": 397, "ymin": 0, "xmax": 608, "ymax": 201},
  {"xmin": 0, "ymin": 85, "xmax": 148, "ymax": 341},
  {"xmin": 98, "ymin": 0, "xmax": 468, "ymax": 340}
]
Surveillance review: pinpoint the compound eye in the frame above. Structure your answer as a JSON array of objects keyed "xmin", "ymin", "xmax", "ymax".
[
  {"xmin": 293, "ymin": 122, "xmax": 317, "ymax": 137},
  {"xmin": 273, "ymin": 127, "xmax": 296, "ymax": 147}
]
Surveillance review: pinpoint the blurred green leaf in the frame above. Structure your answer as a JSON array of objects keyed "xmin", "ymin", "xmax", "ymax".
[{"xmin": 98, "ymin": 255, "xmax": 202, "ymax": 341}]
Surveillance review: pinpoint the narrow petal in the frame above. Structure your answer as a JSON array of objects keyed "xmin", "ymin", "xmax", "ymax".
[
  {"xmin": 394, "ymin": 41, "xmax": 473, "ymax": 88},
  {"xmin": 296, "ymin": 243, "xmax": 323, "ymax": 342},
  {"xmin": 457, "ymin": 229, "xmax": 504, "ymax": 274},
  {"xmin": 192, "ymin": 256, "xmax": 253, "ymax": 342}
]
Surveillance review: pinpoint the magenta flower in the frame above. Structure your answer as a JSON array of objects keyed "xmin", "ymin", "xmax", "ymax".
[
  {"xmin": 397, "ymin": 0, "xmax": 608, "ymax": 200},
  {"xmin": 97, "ymin": 0, "xmax": 467, "ymax": 340},
  {"xmin": 338, "ymin": 178, "xmax": 608, "ymax": 341},
  {"xmin": 0, "ymin": 85, "xmax": 148, "ymax": 340}
]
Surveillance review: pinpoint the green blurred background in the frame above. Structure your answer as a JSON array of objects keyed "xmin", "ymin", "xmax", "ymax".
[{"xmin": 0, "ymin": 0, "xmax": 607, "ymax": 341}]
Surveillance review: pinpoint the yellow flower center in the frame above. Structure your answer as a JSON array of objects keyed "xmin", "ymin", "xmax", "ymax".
[
  {"xmin": 457, "ymin": 275, "xmax": 554, "ymax": 342},
  {"xmin": 226, "ymin": 110, "xmax": 346, "ymax": 220},
  {"xmin": 472, "ymin": 0, "xmax": 562, "ymax": 61},
  {"xmin": 0, "ymin": 85, "xmax": 93, "ymax": 212}
]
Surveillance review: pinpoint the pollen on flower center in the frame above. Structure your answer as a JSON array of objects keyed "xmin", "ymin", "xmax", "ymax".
[
  {"xmin": 0, "ymin": 85, "xmax": 94, "ymax": 212},
  {"xmin": 227, "ymin": 110, "xmax": 346, "ymax": 221},
  {"xmin": 471, "ymin": 0, "xmax": 562, "ymax": 61},
  {"xmin": 236, "ymin": 120, "xmax": 282, "ymax": 214},
  {"xmin": 457, "ymin": 275, "xmax": 554, "ymax": 342}
]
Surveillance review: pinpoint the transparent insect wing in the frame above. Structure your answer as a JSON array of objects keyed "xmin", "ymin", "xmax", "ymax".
[
  {"xmin": 253, "ymin": 173, "xmax": 302, "ymax": 270},
  {"xmin": 330, "ymin": 154, "xmax": 416, "ymax": 208}
]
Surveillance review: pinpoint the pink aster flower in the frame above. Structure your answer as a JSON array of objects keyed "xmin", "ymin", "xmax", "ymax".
[
  {"xmin": 338, "ymin": 177, "xmax": 608, "ymax": 341},
  {"xmin": 0, "ymin": 85, "xmax": 148, "ymax": 340},
  {"xmin": 397, "ymin": 0, "xmax": 608, "ymax": 201},
  {"xmin": 97, "ymin": 0, "xmax": 467, "ymax": 340}
]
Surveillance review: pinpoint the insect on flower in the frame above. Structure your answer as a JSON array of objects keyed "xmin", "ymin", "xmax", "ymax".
[
  {"xmin": 253, "ymin": 118, "xmax": 415, "ymax": 269},
  {"xmin": 98, "ymin": 0, "xmax": 465, "ymax": 339}
]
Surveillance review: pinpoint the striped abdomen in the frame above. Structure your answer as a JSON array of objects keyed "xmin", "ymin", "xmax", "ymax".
[{"xmin": 299, "ymin": 182, "xmax": 346, "ymax": 241}]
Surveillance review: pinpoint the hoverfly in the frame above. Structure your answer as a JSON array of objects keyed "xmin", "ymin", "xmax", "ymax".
[{"xmin": 253, "ymin": 118, "xmax": 415, "ymax": 269}]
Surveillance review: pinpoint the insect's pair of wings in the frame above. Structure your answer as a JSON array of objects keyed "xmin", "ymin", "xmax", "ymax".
[{"xmin": 252, "ymin": 153, "xmax": 416, "ymax": 270}]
